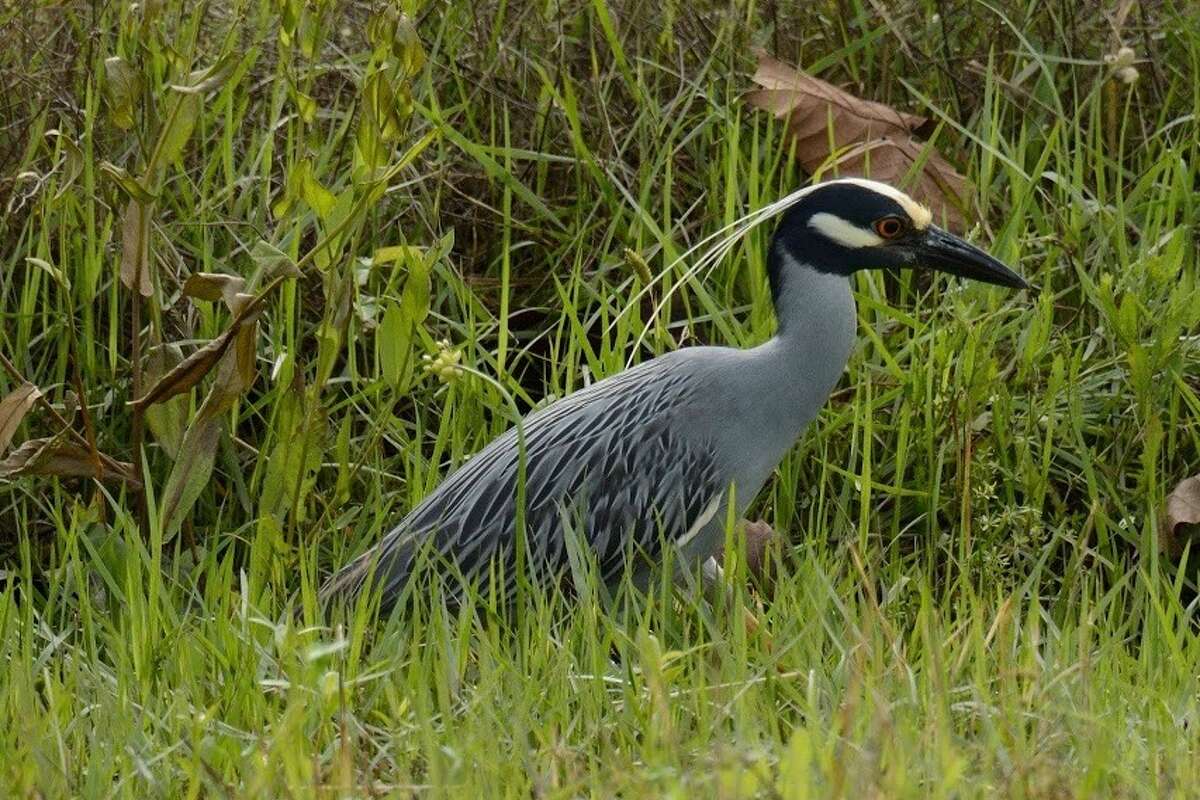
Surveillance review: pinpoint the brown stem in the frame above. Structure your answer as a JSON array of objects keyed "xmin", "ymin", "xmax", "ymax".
[{"xmin": 130, "ymin": 271, "xmax": 149, "ymax": 535}]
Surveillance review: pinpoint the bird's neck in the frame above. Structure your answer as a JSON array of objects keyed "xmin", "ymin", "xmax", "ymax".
[
  {"xmin": 694, "ymin": 252, "xmax": 858, "ymax": 514},
  {"xmin": 748, "ymin": 253, "xmax": 857, "ymax": 439}
]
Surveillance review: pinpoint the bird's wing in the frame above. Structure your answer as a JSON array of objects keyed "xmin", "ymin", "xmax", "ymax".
[{"xmin": 324, "ymin": 359, "xmax": 724, "ymax": 608}]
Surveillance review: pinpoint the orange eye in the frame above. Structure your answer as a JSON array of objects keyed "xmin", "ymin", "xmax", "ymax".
[{"xmin": 874, "ymin": 217, "xmax": 905, "ymax": 239}]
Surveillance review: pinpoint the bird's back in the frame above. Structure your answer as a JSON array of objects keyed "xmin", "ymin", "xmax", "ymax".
[{"xmin": 322, "ymin": 352, "xmax": 725, "ymax": 611}]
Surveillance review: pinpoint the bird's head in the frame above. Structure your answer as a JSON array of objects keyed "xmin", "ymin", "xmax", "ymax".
[{"xmin": 768, "ymin": 178, "xmax": 1028, "ymax": 297}]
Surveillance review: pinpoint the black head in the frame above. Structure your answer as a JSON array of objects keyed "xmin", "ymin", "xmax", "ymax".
[{"xmin": 767, "ymin": 179, "xmax": 1028, "ymax": 298}]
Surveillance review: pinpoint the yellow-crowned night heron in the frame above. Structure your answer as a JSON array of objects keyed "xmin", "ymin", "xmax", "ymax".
[{"xmin": 324, "ymin": 178, "xmax": 1028, "ymax": 612}]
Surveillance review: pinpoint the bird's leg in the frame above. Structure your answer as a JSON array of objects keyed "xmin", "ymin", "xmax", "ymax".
[
  {"xmin": 709, "ymin": 519, "xmax": 781, "ymax": 588},
  {"xmin": 704, "ymin": 519, "xmax": 782, "ymax": 647}
]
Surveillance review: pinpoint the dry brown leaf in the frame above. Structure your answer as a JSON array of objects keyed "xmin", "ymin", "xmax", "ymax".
[
  {"xmin": 747, "ymin": 54, "xmax": 925, "ymax": 148},
  {"xmin": 0, "ymin": 437, "xmax": 138, "ymax": 485},
  {"xmin": 129, "ymin": 296, "xmax": 266, "ymax": 412},
  {"xmin": 232, "ymin": 319, "xmax": 259, "ymax": 393},
  {"xmin": 120, "ymin": 199, "xmax": 152, "ymax": 297},
  {"xmin": 1163, "ymin": 475, "xmax": 1200, "ymax": 557},
  {"xmin": 182, "ymin": 272, "xmax": 247, "ymax": 312},
  {"xmin": 129, "ymin": 330, "xmax": 236, "ymax": 412},
  {"xmin": 745, "ymin": 53, "xmax": 972, "ymax": 232},
  {"xmin": 0, "ymin": 383, "xmax": 42, "ymax": 453},
  {"xmin": 158, "ymin": 322, "xmax": 261, "ymax": 541}
]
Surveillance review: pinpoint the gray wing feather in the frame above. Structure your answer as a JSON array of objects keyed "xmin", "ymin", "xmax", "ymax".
[{"xmin": 323, "ymin": 358, "xmax": 723, "ymax": 609}]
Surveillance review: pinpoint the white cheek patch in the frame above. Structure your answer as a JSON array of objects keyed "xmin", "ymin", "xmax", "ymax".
[{"xmin": 808, "ymin": 212, "xmax": 884, "ymax": 249}]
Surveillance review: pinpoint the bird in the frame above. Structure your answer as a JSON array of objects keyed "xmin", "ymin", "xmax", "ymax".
[{"xmin": 323, "ymin": 178, "xmax": 1028, "ymax": 613}]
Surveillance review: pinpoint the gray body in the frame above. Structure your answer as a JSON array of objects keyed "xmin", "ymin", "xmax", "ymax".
[
  {"xmin": 325, "ymin": 264, "xmax": 853, "ymax": 606},
  {"xmin": 323, "ymin": 178, "xmax": 1026, "ymax": 610}
]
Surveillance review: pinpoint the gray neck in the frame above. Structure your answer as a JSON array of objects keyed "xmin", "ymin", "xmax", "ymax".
[{"xmin": 727, "ymin": 255, "xmax": 857, "ymax": 495}]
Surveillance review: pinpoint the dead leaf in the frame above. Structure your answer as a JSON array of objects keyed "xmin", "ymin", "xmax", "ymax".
[
  {"xmin": 129, "ymin": 330, "xmax": 236, "ymax": 412},
  {"xmin": 1163, "ymin": 475, "xmax": 1200, "ymax": 557},
  {"xmin": 129, "ymin": 294, "xmax": 266, "ymax": 411},
  {"xmin": 745, "ymin": 53, "xmax": 972, "ymax": 232},
  {"xmin": 747, "ymin": 54, "xmax": 924, "ymax": 144},
  {"xmin": 0, "ymin": 437, "xmax": 138, "ymax": 486},
  {"xmin": 0, "ymin": 383, "xmax": 42, "ymax": 453},
  {"xmin": 182, "ymin": 272, "xmax": 247, "ymax": 312},
  {"xmin": 158, "ymin": 318, "xmax": 260, "ymax": 541},
  {"xmin": 120, "ymin": 198, "xmax": 152, "ymax": 297}
]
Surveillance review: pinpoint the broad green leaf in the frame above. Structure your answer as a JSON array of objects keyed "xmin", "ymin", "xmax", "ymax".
[
  {"xmin": 158, "ymin": 400, "xmax": 223, "ymax": 541},
  {"xmin": 314, "ymin": 318, "xmax": 342, "ymax": 387},
  {"xmin": 372, "ymin": 245, "xmax": 423, "ymax": 266},
  {"xmin": 392, "ymin": 13, "xmax": 425, "ymax": 77},
  {"xmin": 367, "ymin": 8, "xmax": 425, "ymax": 74},
  {"xmin": 362, "ymin": 68, "xmax": 407, "ymax": 142},
  {"xmin": 100, "ymin": 161, "xmax": 157, "ymax": 203},
  {"xmin": 249, "ymin": 239, "xmax": 300, "ymax": 285},
  {"xmin": 103, "ymin": 56, "xmax": 141, "ymax": 130},
  {"xmin": 399, "ymin": 246, "xmax": 431, "ymax": 329},
  {"xmin": 292, "ymin": 87, "xmax": 317, "ymax": 123},
  {"xmin": 301, "ymin": 169, "xmax": 336, "ymax": 219},
  {"xmin": 25, "ymin": 257, "xmax": 70, "ymax": 291},
  {"xmin": 260, "ymin": 387, "xmax": 326, "ymax": 523},
  {"xmin": 47, "ymin": 130, "xmax": 84, "ymax": 199},
  {"xmin": 378, "ymin": 301, "xmax": 405, "ymax": 384},
  {"xmin": 170, "ymin": 51, "xmax": 240, "ymax": 94},
  {"xmin": 155, "ymin": 93, "xmax": 201, "ymax": 168},
  {"xmin": 182, "ymin": 272, "xmax": 246, "ymax": 311},
  {"xmin": 143, "ymin": 344, "xmax": 188, "ymax": 462}
]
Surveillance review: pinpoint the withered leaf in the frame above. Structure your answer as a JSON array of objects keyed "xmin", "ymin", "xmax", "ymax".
[
  {"xmin": 0, "ymin": 437, "xmax": 138, "ymax": 486},
  {"xmin": 834, "ymin": 138, "xmax": 971, "ymax": 232},
  {"xmin": 129, "ymin": 294, "xmax": 266, "ymax": 411},
  {"xmin": 159, "ymin": 319, "xmax": 260, "ymax": 541},
  {"xmin": 745, "ymin": 54, "xmax": 972, "ymax": 232},
  {"xmin": 183, "ymin": 272, "xmax": 246, "ymax": 312},
  {"xmin": 0, "ymin": 383, "xmax": 42, "ymax": 454},
  {"xmin": 120, "ymin": 198, "xmax": 153, "ymax": 297},
  {"xmin": 747, "ymin": 54, "xmax": 924, "ymax": 145},
  {"xmin": 1163, "ymin": 475, "xmax": 1200, "ymax": 557},
  {"xmin": 129, "ymin": 330, "xmax": 234, "ymax": 411}
]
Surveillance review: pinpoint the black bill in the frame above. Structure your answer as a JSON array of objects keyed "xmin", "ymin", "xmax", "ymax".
[{"xmin": 915, "ymin": 226, "xmax": 1029, "ymax": 290}]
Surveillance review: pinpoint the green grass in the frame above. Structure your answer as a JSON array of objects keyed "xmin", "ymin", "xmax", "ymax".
[{"xmin": 1, "ymin": 0, "xmax": 1199, "ymax": 796}]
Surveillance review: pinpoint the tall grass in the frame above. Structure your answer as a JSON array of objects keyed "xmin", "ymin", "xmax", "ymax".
[{"xmin": 0, "ymin": 0, "xmax": 1198, "ymax": 795}]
